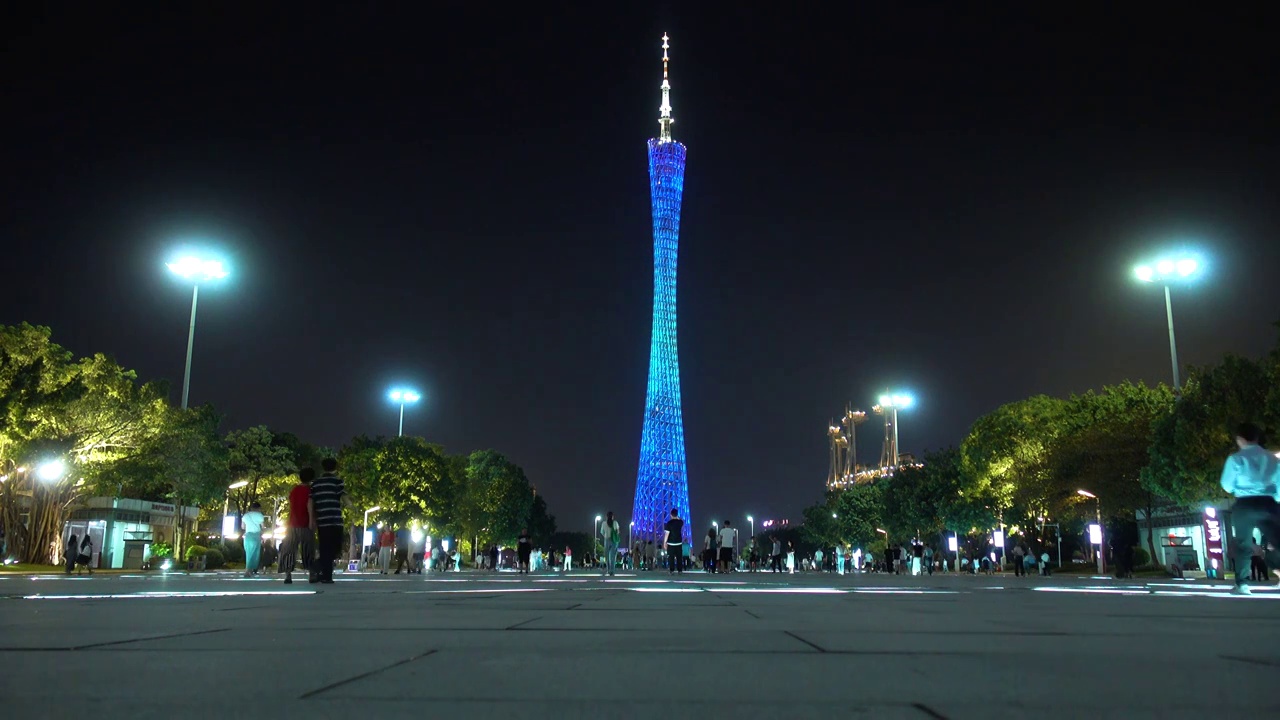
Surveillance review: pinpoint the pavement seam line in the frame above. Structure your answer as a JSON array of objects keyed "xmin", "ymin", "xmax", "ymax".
[
  {"xmin": 298, "ymin": 649, "xmax": 439, "ymax": 699},
  {"xmin": 911, "ymin": 702, "xmax": 950, "ymax": 719},
  {"xmin": 505, "ymin": 617, "xmax": 542, "ymax": 630},
  {"xmin": 76, "ymin": 627, "xmax": 231, "ymax": 651},
  {"xmin": 782, "ymin": 630, "xmax": 826, "ymax": 653}
]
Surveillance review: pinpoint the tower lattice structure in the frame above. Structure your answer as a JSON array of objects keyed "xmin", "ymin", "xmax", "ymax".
[{"xmin": 632, "ymin": 34, "xmax": 693, "ymax": 546}]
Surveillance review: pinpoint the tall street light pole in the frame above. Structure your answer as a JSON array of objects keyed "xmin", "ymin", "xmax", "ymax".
[
  {"xmin": 166, "ymin": 256, "xmax": 229, "ymax": 409},
  {"xmin": 747, "ymin": 515, "xmax": 754, "ymax": 543},
  {"xmin": 362, "ymin": 505, "xmax": 381, "ymax": 568},
  {"xmin": 1134, "ymin": 256, "xmax": 1200, "ymax": 392},
  {"xmin": 1078, "ymin": 489, "xmax": 1103, "ymax": 574},
  {"xmin": 387, "ymin": 389, "xmax": 422, "ymax": 436}
]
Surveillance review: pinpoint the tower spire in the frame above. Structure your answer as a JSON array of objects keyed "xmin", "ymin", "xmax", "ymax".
[{"xmin": 658, "ymin": 33, "xmax": 673, "ymax": 143}]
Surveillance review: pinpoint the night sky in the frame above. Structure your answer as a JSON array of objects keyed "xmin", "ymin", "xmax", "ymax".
[{"xmin": 5, "ymin": 5, "xmax": 1279, "ymax": 532}]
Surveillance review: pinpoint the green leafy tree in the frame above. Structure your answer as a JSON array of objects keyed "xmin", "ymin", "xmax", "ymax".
[
  {"xmin": 337, "ymin": 435, "xmax": 385, "ymax": 556},
  {"xmin": 0, "ymin": 324, "xmax": 169, "ymax": 562},
  {"xmin": 960, "ymin": 395, "xmax": 1069, "ymax": 523},
  {"xmin": 1045, "ymin": 382, "xmax": 1174, "ymax": 564},
  {"xmin": 1143, "ymin": 354, "xmax": 1277, "ymax": 505},
  {"xmin": 528, "ymin": 493, "xmax": 557, "ymax": 547},
  {"xmin": 831, "ymin": 481, "xmax": 886, "ymax": 548},
  {"xmin": 225, "ymin": 425, "xmax": 296, "ymax": 514},
  {"xmin": 465, "ymin": 450, "xmax": 533, "ymax": 546},
  {"xmin": 377, "ymin": 436, "xmax": 455, "ymax": 530}
]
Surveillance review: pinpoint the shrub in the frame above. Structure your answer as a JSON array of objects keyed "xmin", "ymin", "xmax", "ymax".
[
  {"xmin": 185, "ymin": 545, "xmax": 209, "ymax": 561},
  {"xmin": 203, "ymin": 548, "xmax": 225, "ymax": 569},
  {"xmin": 220, "ymin": 541, "xmax": 244, "ymax": 564},
  {"xmin": 1131, "ymin": 546, "xmax": 1150, "ymax": 567},
  {"xmin": 150, "ymin": 542, "xmax": 174, "ymax": 560}
]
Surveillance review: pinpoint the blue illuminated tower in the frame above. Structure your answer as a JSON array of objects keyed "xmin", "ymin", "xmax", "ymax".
[{"xmin": 632, "ymin": 34, "xmax": 693, "ymax": 546}]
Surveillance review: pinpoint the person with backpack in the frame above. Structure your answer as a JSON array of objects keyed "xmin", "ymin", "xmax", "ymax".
[
  {"xmin": 75, "ymin": 534, "xmax": 94, "ymax": 575},
  {"xmin": 600, "ymin": 511, "xmax": 621, "ymax": 577}
]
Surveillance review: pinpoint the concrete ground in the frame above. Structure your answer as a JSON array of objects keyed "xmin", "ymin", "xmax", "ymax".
[{"xmin": 1, "ymin": 568, "xmax": 1277, "ymax": 719}]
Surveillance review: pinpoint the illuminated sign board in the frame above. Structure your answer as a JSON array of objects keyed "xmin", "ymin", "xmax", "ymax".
[
  {"xmin": 1202, "ymin": 507, "xmax": 1225, "ymax": 573},
  {"xmin": 1088, "ymin": 524, "xmax": 1103, "ymax": 545}
]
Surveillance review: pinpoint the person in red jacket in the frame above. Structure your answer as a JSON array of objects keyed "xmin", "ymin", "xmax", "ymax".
[
  {"xmin": 279, "ymin": 468, "xmax": 315, "ymax": 585},
  {"xmin": 378, "ymin": 525, "xmax": 395, "ymax": 574}
]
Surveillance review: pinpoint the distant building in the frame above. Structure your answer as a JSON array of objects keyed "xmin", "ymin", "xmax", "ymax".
[{"xmin": 64, "ymin": 497, "xmax": 200, "ymax": 569}]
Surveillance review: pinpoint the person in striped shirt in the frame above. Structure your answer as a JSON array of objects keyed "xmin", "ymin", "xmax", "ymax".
[{"xmin": 307, "ymin": 457, "xmax": 348, "ymax": 584}]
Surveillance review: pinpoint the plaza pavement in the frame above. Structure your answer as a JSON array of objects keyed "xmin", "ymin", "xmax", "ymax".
[{"xmin": 1, "ymin": 567, "xmax": 1277, "ymax": 719}]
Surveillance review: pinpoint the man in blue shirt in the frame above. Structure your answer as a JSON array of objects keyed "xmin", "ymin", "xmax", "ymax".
[{"xmin": 1220, "ymin": 423, "xmax": 1280, "ymax": 595}]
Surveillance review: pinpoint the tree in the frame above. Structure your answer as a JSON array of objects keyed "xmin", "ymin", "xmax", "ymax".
[
  {"xmin": 377, "ymin": 436, "xmax": 456, "ymax": 530},
  {"xmin": 225, "ymin": 425, "xmax": 296, "ymax": 515},
  {"xmin": 1143, "ymin": 354, "xmax": 1277, "ymax": 505},
  {"xmin": 96, "ymin": 405, "xmax": 229, "ymax": 560},
  {"xmin": 831, "ymin": 481, "xmax": 886, "ymax": 548},
  {"xmin": 960, "ymin": 395, "xmax": 1070, "ymax": 524},
  {"xmin": 1045, "ymin": 382, "xmax": 1174, "ymax": 564},
  {"xmin": 465, "ymin": 450, "xmax": 533, "ymax": 546},
  {"xmin": 0, "ymin": 324, "xmax": 169, "ymax": 562},
  {"xmin": 337, "ymin": 435, "xmax": 385, "ymax": 558},
  {"xmin": 528, "ymin": 493, "xmax": 557, "ymax": 547}
]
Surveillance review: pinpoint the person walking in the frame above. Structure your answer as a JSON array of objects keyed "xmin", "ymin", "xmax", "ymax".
[
  {"xmin": 279, "ymin": 468, "xmax": 316, "ymax": 584},
  {"xmin": 924, "ymin": 544, "xmax": 934, "ymax": 576},
  {"xmin": 512, "ymin": 528, "xmax": 530, "ymax": 574},
  {"xmin": 786, "ymin": 541, "xmax": 796, "ymax": 574},
  {"xmin": 1012, "ymin": 543, "xmax": 1026, "ymax": 577},
  {"xmin": 600, "ymin": 512, "xmax": 621, "ymax": 577},
  {"xmin": 663, "ymin": 509, "xmax": 685, "ymax": 575},
  {"xmin": 377, "ymin": 525, "xmax": 395, "ymax": 574},
  {"xmin": 1250, "ymin": 541, "xmax": 1267, "ymax": 582},
  {"xmin": 241, "ymin": 501, "xmax": 266, "ymax": 578},
  {"xmin": 835, "ymin": 543, "xmax": 846, "ymax": 575},
  {"xmin": 703, "ymin": 527, "xmax": 717, "ymax": 572},
  {"xmin": 1220, "ymin": 422, "xmax": 1280, "ymax": 595},
  {"xmin": 309, "ymin": 457, "xmax": 347, "ymax": 584},
  {"xmin": 770, "ymin": 536, "xmax": 782, "ymax": 573},
  {"xmin": 393, "ymin": 525, "xmax": 411, "ymax": 574},
  {"xmin": 64, "ymin": 533, "xmax": 78, "ymax": 574},
  {"xmin": 75, "ymin": 534, "xmax": 94, "ymax": 575},
  {"xmin": 717, "ymin": 520, "xmax": 737, "ymax": 573},
  {"xmin": 814, "ymin": 547, "xmax": 825, "ymax": 573},
  {"xmin": 562, "ymin": 544, "xmax": 573, "ymax": 572}
]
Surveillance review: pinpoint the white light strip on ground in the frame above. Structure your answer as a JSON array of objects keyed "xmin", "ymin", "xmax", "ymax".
[
  {"xmin": 1033, "ymin": 587, "xmax": 1148, "ymax": 595},
  {"xmin": 630, "ymin": 587, "xmax": 704, "ymax": 593},
  {"xmin": 712, "ymin": 587, "xmax": 845, "ymax": 594},
  {"xmin": 408, "ymin": 588, "xmax": 549, "ymax": 594},
  {"xmin": 851, "ymin": 589, "xmax": 959, "ymax": 595},
  {"xmin": 24, "ymin": 590, "xmax": 316, "ymax": 600},
  {"xmin": 1152, "ymin": 590, "xmax": 1280, "ymax": 598}
]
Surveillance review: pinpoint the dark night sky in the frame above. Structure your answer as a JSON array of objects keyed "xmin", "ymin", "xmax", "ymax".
[{"xmin": 4, "ymin": 5, "xmax": 1279, "ymax": 532}]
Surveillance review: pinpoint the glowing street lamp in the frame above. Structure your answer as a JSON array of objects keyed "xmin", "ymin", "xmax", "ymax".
[
  {"xmin": 362, "ymin": 505, "xmax": 382, "ymax": 566},
  {"xmin": 166, "ymin": 254, "xmax": 229, "ymax": 410},
  {"xmin": 874, "ymin": 392, "xmax": 915, "ymax": 468},
  {"xmin": 387, "ymin": 388, "xmax": 422, "ymax": 437},
  {"xmin": 36, "ymin": 460, "xmax": 66, "ymax": 482},
  {"xmin": 222, "ymin": 479, "xmax": 249, "ymax": 538},
  {"xmin": 1133, "ymin": 254, "xmax": 1201, "ymax": 391},
  {"xmin": 1078, "ymin": 489, "xmax": 1104, "ymax": 574},
  {"xmin": 629, "ymin": 520, "xmax": 634, "ymax": 550},
  {"xmin": 746, "ymin": 515, "xmax": 754, "ymax": 540}
]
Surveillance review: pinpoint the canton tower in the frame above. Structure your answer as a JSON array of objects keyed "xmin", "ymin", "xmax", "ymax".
[{"xmin": 632, "ymin": 33, "xmax": 692, "ymax": 546}]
